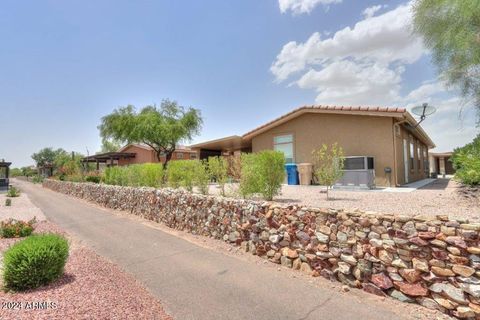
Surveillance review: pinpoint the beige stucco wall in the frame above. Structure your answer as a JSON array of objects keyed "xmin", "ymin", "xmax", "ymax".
[
  {"xmin": 251, "ymin": 113, "xmax": 397, "ymax": 187},
  {"xmin": 117, "ymin": 145, "xmax": 197, "ymax": 166}
]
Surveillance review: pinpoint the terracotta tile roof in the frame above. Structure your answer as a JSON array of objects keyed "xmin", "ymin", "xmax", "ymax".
[{"xmin": 242, "ymin": 105, "xmax": 406, "ymax": 138}]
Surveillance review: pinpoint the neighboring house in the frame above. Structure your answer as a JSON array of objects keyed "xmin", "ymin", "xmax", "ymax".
[
  {"xmin": 190, "ymin": 105, "xmax": 435, "ymax": 187},
  {"xmin": 429, "ymin": 152, "xmax": 455, "ymax": 176},
  {"xmin": 82, "ymin": 144, "xmax": 197, "ymax": 169},
  {"xmin": 117, "ymin": 144, "xmax": 197, "ymax": 165}
]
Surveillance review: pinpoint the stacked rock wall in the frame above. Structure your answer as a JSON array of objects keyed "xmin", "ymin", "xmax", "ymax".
[{"xmin": 43, "ymin": 179, "xmax": 480, "ymax": 318}]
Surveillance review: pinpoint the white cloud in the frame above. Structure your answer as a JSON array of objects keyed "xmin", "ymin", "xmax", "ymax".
[
  {"xmin": 271, "ymin": 1, "xmax": 478, "ymax": 151},
  {"xmin": 362, "ymin": 5, "xmax": 386, "ymax": 19},
  {"xmin": 271, "ymin": 2, "xmax": 424, "ymax": 105},
  {"xmin": 404, "ymin": 81, "xmax": 446, "ymax": 103},
  {"xmin": 279, "ymin": 0, "xmax": 342, "ymax": 15},
  {"xmin": 297, "ymin": 60, "xmax": 404, "ymax": 105}
]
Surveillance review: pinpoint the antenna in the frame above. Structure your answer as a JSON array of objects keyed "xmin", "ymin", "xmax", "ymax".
[{"xmin": 411, "ymin": 103, "xmax": 436, "ymax": 127}]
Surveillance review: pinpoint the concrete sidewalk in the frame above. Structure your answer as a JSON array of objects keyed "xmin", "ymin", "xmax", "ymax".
[{"xmin": 16, "ymin": 180, "xmax": 418, "ymax": 320}]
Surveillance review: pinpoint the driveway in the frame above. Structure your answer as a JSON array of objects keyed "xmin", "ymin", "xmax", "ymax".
[{"xmin": 15, "ymin": 180, "xmax": 418, "ymax": 320}]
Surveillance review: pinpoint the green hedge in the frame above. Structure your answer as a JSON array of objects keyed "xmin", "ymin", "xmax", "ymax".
[
  {"xmin": 166, "ymin": 160, "xmax": 209, "ymax": 194},
  {"xmin": 452, "ymin": 134, "xmax": 480, "ymax": 185},
  {"xmin": 3, "ymin": 234, "xmax": 69, "ymax": 291},
  {"xmin": 240, "ymin": 150, "xmax": 285, "ymax": 200},
  {"xmin": 103, "ymin": 163, "xmax": 164, "ymax": 188}
]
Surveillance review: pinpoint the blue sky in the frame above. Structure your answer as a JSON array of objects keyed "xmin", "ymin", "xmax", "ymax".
[{"xmin": 1, "ymin": 0, "xmax": 477, "ymax": 167}]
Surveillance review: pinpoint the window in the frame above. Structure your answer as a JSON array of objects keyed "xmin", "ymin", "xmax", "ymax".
[
  {"xmin": 190, "ymin": 153, "xmax": 197, "ymax": 159},
  {"xmin": 417, "ymin": 145, "xmax": 421, "ymax": 172},
  {"xmin": 176, "ymin": 152, "xmax": 184, "ymax": 159},
  {"xmin": 409, "ymin": 141, "xmax": 415, "ymax": 171},
  {"xmin": 274, "ymin": 134, "xmax": 294, "ymax": 163}
]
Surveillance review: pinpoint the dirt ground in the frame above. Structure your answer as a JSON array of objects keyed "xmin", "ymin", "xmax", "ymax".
[{"xmin": 208, "ymin": 178, "xmax": 480, "ymax": 221}]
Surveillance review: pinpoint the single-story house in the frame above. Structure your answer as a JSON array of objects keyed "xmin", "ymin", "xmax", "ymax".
[
  {"xmin": 429, "ymin": 152, "xmax": 455, "ymax": 176},
  {"xmin": 117, "ymin": 144, "xmax": 197, "ymax": 165},
  {"xmin": 190, "ymin": 105, "xmax": 435, "ymax": 187},
  {"xmin": 82, "ymin": 144, "xmax": 197, "ymax": 169}
]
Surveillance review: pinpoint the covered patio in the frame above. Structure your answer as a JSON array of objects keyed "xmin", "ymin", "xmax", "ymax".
[
  {"xmin": 82, "ymin": 152, "xmax": 136, "ymax": 170},
  {"xmin": 190, "ymin": 135, "xmax": 252, "ymax": 159}
]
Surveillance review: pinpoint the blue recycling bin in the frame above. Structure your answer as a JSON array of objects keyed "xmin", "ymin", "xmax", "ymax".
[{"xmin": 285, "ymin": 163, "xmax": 299, "ymax": 185}]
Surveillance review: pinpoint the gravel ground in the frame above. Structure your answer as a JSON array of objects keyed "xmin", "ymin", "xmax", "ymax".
[
  {"xmin": 0, "ymin": 192, "xmax": 46, "ymax": 221},
  {"xmin": 208, "ymin": 178, "xmax": 480, "ymax": 221},
  {"xmin": 0, "ymin": 222, "xmax": 172, "ymax": 319}
]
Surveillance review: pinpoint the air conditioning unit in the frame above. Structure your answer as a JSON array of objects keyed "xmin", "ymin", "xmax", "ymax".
[{"xmin": 335, "ymin": 156, "xmax": 375, "ymax": 189}]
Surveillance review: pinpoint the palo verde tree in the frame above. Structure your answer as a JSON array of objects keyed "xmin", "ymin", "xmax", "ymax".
[
  {"xmin": 98, "ymin": 100, "xmax": 202, "ymax": 166},
  {"xmin": 413, "ymin": 0, "xmax": 480, "ymax": 115},
  {"xmin": 99, "ymin": 138, "xmax": 122, "ymax": 153}
]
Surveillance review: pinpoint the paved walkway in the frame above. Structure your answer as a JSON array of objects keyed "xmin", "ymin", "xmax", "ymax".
[{"xmin": 16, "ymin": 180, "xmax": 414, "ymax": 320}]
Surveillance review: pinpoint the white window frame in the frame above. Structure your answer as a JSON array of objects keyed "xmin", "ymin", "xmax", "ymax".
[{"xmin": 274, "ymin": 134, "xmax": 294, "ymax": 163}]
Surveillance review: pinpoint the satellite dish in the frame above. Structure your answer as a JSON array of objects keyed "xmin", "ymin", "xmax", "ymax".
[{"xmin": 411, "ymin": 103, "xmax": 436, "ymax": 127}]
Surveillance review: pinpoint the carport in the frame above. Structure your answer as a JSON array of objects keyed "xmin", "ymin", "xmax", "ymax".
[
  {"xmin": 82, "ymin": 152, "xmax": 136, "ymax": 170},
  {"xmin": 190, "ymin": 135, "xmax": 252, "ymax": 160}
]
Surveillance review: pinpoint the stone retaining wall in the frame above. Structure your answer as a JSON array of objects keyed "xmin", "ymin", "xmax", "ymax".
[{"xmin": 43, "ymin": 179, "xmax": 480, "ymax": 318}]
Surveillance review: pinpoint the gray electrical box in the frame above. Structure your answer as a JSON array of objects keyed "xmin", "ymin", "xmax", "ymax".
[{"xmin": 335, "ymin": 156, "xmax": 375, "ymax": 189}]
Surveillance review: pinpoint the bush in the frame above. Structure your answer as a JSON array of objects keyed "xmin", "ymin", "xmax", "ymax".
[
  {"xmin": 9, "ymin": 168, "xmax": 22, "ymax": 177},
  {"xmin": 85, "ymin": 174, "xmax": 101, "ymax": 183},
  {"xmin": 166, "ymin": 160, "xmax": 209, "ymax": 193},
  {"xmin": 5, "ymin": 199, "xmax": 11, "ymax": 206},
  {"xmin": 103, "ymin": 166, "xmax": 128, "ymax": 186},
  {"xmin": 3, "ymin": 234, "xmax": 69, "ymax": 291},
  {"xmin": 31, "ymin": 175, "xmax": 44, "ymax": 184},
  {"xmin": 452, "ymin": 134, "xmax": 480, "ymax": 186},
  {"xmin": 239, "ymin": 151, "xmax": 285, "ymax": 200},
  {"xmin": 0, "ymin": 218, "xmax": 36, "ymax": 238},
  {"xmin": 103, "ymin": 164, "xmax": 164, "ymax": 188},
  {"xmin": 312, "ymin": 143, "xmax": 345, "ymax": 200},
  {"xmin": 208, "ymin": 156, "xmax": 228, "ymax": 196},
  {"xmin": 6, "ymin": 186, "xmax": 20, "ymax": 198},
  {"xmin": 194, "ymin": 160, "xmax": 210, "ymax": 195}
]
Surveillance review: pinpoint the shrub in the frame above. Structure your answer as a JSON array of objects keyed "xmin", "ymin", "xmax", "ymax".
[
  {"xmin": 0, "ymin": 218, "xmax": 36, "ymax": 238},
  {"xmin": 452, "ymin": 134, "xmax": 480, "ymax": 185},
  {"xmin": 5, "ymin": 199, "xmax": 11, "ymax": 206},
  {"xmin": 85, "ymin": 174, "xmax": 101, "ymax": 183},
  {"xmin": 166, "ymin": 160, "xmax": 209, "ymax": 193},
  {"xmin": 102, "ymin": 164, "xmax": 164, "ymax": 188},
  {"xmin": 9, "ymin": 168, "xmax": 22, "ymax": 177},
  {"xmin": 3, "ymin": 234, "xmax": 69, "ymax": 291},
  {"xmin": 239, "ymin": 151, "xmax": 285, "ymax": 200},
  {"xmin": 131, "ymin": 163, "xmax": 164, "ymax": 188},
  {"xmin": 194, "ymin": 160, "xmax": 210, "ymax": 195},
  {"xmin": 103, "ymin": 166, "xmax": 128, "ymax": 186},
  {"xmin": 208, "ymin": 156, "xmax": 228, "ymax": 196},
  {"xmin": 64, "ymin": 174, "xmax": 85, "ymax": 183},
  {"xmin": 312, "ymin": 143, "xmax": 345, "ymax": 200},
  {"xmin": 31, "ymin": 175, "xmax": 44, "ymax": 184},
  {"xmin": 6, "ymin": 186, "xmax": 20, "ymax": 198}
]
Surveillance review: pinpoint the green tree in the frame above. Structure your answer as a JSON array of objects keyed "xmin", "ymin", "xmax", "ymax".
[
  {"xmin": 99, "ymin": 138, "xmax": 122, "ymax": 153},
  {"xmin": 312, "ymin": 143, "xmax": 345, "ymax": 200},
  {"xmin": 98, "ymin": 100, "xmax": 202, "ymax": 166},
  {"xmin": 413, "ymin": 0, "xmax": 480, "ymax": 113},
  {"xmin": 451, "ymin": 134, "xmax": 480, "ymax": 185},
  {"xmin": 207, "ymin": 156, "xmax": 228, "ymax": 196},
  {"xmin": 9, "ymin": 168, "xmax": 22, "ymax": 177},
  {"xmin": 31, "ymin": 148, "xmax": 66, "ymax": 168}
]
